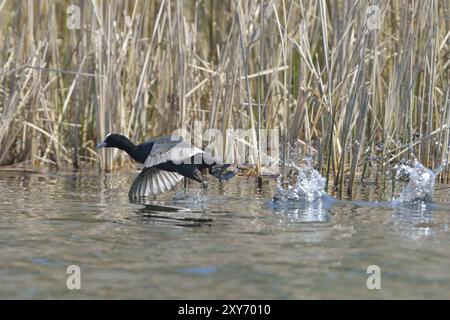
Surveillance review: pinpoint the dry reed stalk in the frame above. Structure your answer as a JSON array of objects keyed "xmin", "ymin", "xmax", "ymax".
[{"xmin": 0, "ymin": 0, "xmax": 448, "ymax": 195}]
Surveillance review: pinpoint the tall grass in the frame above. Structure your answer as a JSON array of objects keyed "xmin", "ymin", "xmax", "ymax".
[{"xmin": 0, "ymin": 0, "xmax": 449, "ymax": 194}]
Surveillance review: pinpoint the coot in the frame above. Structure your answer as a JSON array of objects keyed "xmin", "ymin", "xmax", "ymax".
[{"xmin": 97, "ymin": 133, "xmax": 236, "ymax": 198}]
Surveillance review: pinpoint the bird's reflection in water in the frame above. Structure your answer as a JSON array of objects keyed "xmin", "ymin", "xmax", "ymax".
[{"xmin": 133, "ymin": 201, "xmax": 213, "ymax": 228}]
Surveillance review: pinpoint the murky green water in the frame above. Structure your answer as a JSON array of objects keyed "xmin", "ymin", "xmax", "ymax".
[{"xmin": 1, "ymin": 171, "xmax": 450, "ymax": 299}]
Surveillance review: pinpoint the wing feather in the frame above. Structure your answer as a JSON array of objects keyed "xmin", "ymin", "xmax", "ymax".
[
  {"xmin": 128, "ymin": 167, "xmax": 184, "ymax": 198},
  {"xmin": 144, "ymin": 138, "xmax": 204, "ymax": 168}
]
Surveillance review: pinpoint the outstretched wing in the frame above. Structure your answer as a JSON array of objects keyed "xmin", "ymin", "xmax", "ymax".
[
  {"xmin": 144, "ymin": 137, "xmax": 204, "ymax": 168},
  {"xmin": 128, "ymin": 167, "xmax": 184, "ymax": 198}
]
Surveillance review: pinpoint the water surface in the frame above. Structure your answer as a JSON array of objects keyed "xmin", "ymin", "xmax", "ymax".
[{"xmin": 1, "ymin": 171, "xmax": 450, "ymax": 299}]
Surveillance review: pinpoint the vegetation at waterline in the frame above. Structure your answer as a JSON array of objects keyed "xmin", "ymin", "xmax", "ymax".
[{"xmin": 0, "ymin": 0, "xmax": 449, "ymax": 194}]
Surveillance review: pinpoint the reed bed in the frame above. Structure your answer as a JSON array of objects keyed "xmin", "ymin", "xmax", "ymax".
[{"xmin": 0, "ymin": 0, "xmax": 449, "ymax": 194}]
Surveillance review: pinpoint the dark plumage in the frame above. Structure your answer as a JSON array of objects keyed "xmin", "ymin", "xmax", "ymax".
[{"xmin": 97, "ymin": 133, "xmax": 236, "ymax": 198}]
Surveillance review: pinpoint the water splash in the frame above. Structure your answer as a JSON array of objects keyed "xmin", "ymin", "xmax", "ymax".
[
  {"xmin": 274, "ymin": 157, "xmax": 327, "ymax": 203},
  {"xmin": 173, "ymin": 186, "xmax": 212, "ymax": 203},
  {"xmin": 392, "ymin": 160, "xmax": 445, "ymax": 204}
]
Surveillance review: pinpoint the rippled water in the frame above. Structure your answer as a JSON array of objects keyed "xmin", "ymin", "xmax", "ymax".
[{"xmin": 1, "ymin": 170, "xmax": 450, "ymax": 299}]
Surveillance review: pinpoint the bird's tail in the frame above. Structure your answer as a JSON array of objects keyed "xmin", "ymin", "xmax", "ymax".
[{"xmin": 209, "ymin": 164, "xmax": 238, "ymax": 180}]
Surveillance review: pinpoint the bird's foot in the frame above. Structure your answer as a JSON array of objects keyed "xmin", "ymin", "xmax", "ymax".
[{"xmin": 210, "ymin": 164, "xmax": 238, "ymax": 180}]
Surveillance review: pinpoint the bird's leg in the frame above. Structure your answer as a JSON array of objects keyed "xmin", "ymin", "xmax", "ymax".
[
  {"xmin": 192, "ymin": 167, "xmax": 208, "ymax": 194},
  {"xmin": 183, "ymin": 177, "xmax": 188, "ymax": 194},
  {"xmin": 199, "ymin": 179, "xmax": 208, "ymax": 197},
  {"xmin": 197, "ymin": 173, "xmax": 208, "ymax": 191}
]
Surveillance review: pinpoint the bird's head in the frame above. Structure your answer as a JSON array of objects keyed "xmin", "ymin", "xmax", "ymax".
[{"xmin": 97, "ymin": 133, "xmax": 128, "ymax": 149}]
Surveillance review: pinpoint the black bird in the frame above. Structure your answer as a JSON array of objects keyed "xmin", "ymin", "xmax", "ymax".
[{"xmin": 97, "ymin": 133, "xmax": 236, "ymax": 198}]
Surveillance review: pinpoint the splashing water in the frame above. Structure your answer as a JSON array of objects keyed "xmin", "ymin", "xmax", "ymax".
[
  {"xmin": 173, "ymin": 186, "xmax": 212, "ymax": 203},
  {"xmin": 392, "ymin": 160, "xmax": 445, "ymax": 204},
  {"xmin": 274, "ymin": 158, "xmax": 327, "ymax": 203}
]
